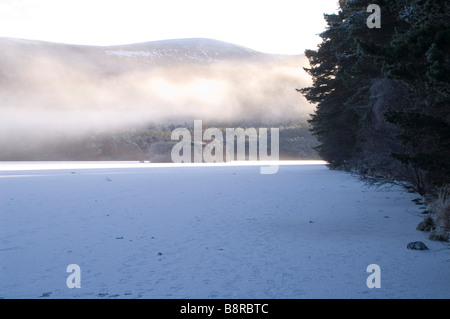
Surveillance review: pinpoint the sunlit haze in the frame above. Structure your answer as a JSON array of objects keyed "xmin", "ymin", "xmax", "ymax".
[
  {"xmin": 0, "ymin": 0, "xmax": 339, "ymax": 54},
  {"xmin": 0, "ymin": 0, "xmax": 338, "ymax": 160}
]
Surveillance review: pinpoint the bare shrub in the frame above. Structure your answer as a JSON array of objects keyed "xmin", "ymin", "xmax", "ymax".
[{"xmin": 429, "ymin": 185, "xmax": 450, "ymax": 241}]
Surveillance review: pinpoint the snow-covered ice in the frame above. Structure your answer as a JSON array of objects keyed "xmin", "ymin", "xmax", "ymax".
[{"xmin": 0, "ymin": 161, "xmax": 449, "ymax": 299}]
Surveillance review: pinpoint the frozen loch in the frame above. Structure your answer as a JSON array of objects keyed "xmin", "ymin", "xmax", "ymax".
[{"xmin": 0, "ymin": 161, "xmax": 449, "ymax": 298}]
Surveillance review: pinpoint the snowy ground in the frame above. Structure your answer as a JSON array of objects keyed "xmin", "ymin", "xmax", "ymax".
[{"xmin": 0, "ymin": 161, "xmax": 449, "ymax": 299}]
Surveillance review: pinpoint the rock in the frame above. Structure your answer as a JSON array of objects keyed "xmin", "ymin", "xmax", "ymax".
[
  {"xmin": 428, "ymin": 230, "xmax": 449, "ymax": 242},
  {"xmin": 407, "ymin": 241, "xmax": 429, "ymax": 250},
  {"xmin": 416, "ymin": 216, "xmax": 436, "ymax": 232}
]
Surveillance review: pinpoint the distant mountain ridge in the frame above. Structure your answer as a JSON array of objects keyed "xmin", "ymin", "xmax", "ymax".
[
  {"xmin": 105, "ymin": 38, "xmax": 264, "ymax": 59},
  {"xmin": 0, "ymin": 37, "xmax": 287, "ymax": 69},
  {"xmin": 0, "ymin": 37, "xmax": 316, "ymax": 160},
  {"xmin": 0, "ymin": 36, "xmax": 310, "ymax": 118}
]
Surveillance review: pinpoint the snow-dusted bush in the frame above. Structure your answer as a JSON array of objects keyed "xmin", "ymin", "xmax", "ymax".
[{"xmin": 429, "ymin": 185, "xmax": 450, "ymax": 241}]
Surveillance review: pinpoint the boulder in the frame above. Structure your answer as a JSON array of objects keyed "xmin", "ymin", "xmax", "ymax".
[{"xmin": 406, "ymin": 241, "xmax": 429, "ymax": 250}]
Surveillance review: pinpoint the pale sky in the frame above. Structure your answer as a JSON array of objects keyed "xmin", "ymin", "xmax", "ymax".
[{"xmin": 0, "ymin": 0, "xmax": 339, "ymax": 54}]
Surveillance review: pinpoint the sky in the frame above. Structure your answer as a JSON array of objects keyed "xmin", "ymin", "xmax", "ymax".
[{"xmin": 0, "ymin": 0, "xmax": 339, "ymax": 55}]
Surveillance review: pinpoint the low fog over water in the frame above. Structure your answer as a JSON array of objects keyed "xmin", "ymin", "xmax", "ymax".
[{"xmin": 0, "ymin": 37, "xmax": 315, "ymax": 159}]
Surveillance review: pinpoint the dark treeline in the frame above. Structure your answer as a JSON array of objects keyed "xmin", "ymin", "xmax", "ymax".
[
  {"xmin": 301, "ymin": 0, "xmax": 450, "ymax": 197},
  {"xmin": 0, "ymin": 122, "xmax": 319, "ymax": 162},
  {"xmin": 301, "ymin": 0, "xmax": 450, "ymax": 240}
]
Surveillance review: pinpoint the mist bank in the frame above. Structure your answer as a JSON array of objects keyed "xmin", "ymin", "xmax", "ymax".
[{"xmin": 0, "ymin": 37, "xmax": 316, "ymax": 160}]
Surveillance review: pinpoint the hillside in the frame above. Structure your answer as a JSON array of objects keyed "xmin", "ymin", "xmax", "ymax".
[{"xmin": 0, "ymin": 37, "xmax": 316, "ymax": 161}]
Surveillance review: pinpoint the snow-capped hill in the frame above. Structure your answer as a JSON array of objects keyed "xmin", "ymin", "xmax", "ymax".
[
  {"xmin": 0, "ymin": 37, "xmax": 300, "ymax": 76},
  {"xmin": 104, "ymin": 38, "xmax": 263, "ymax": 63},
  {"xmin": 0, "ymin": 37, "xmax": 266, "ymax": 66},
  {"xmin": 0, "ymin": 37, "xmax": 313, "ymax": 161}
]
